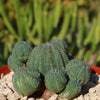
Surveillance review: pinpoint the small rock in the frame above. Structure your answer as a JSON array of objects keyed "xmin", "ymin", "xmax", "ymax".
[
  {"xmin": 97, "ymin": 93, "xmax": 100, "ymax": 100},
  {"xmin": 89, "ymin": 93, "xmax": 97, "ymax": 100},
  {"xmin": 28, "ymin": 98, "xmax": 35, "ymax": 100},
  {"xmin": 4, "ymin": 73, "xmax": 12, "ymax": 82},
  {"xmin": 13, "ymin": 93, "xmax": 22, "ymax": 99},
  {"xmin": 95, "ymin": 85, "xmax": 100, "ymax": 93},
  {"xmin": 7, "ymin": 95, "xmax": 15, "ymax": 100},
  {"xmin": 73, "ymin": 98, "xmax": 78, "ymax": 100},
  {"xmin": 36, "ymin": 98, "xmax": 44, "ymax": 100},
  {"xmin": 1, "ymin": 73, "xmax": 4, "ymax": 79},
  {"xmin": 7, "ymin": 82, "xmax": 13, "ymax": 88},
  {"xmin": 89, "ymin": 88, "xmax": 96, "ymax": 93},
  {"xmin": 48, "ymin": 94, "xmax": 58, "ymax": 100},
  {"xmin": 84, "ymin": 94, "xmax": 90, "ymax": 100},
  {"xmin": 21, "ymin": 96, "xmax": 27, "ymax": 100},
  {"xmin": 0, "ymin": 95, "xmax": 6, "ymax": 100},
  {"xmin": 77, "ymin": 95, "xmax": 84, "ymax": 100}
]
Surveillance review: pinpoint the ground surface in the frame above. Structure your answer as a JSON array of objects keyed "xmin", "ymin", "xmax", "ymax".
[{"xmin": 0, "ymin": 71, "xmax": 100, "ymax": 100}]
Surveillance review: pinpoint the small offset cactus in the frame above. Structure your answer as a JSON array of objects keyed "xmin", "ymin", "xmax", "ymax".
[
  {"xmin": 12, "ymin": 67, "xmax": 42, "ymax": 96},
  {"xmin": 27, "ymin": 42, "xmax": 69, "ymax": 75},
  {"xmin": 65, "ymin": 59, "xmax": 91, "ymax": 85},
  {"xmin": 12, "ymin": 41, "xmax": 32, "ymax": 62},
  {"xmin": 8, "ymin": 55, "xmax": 23, "ymax": 71},
  {"xmin": 45, "ymin": 68, "xmax": 68, "ymax": 93},
  {"xmin": 60, "ymin": 79, "xmax": 82, "ymax": 100},
  {"xmin": 50, "ymin": 39, "xmax": 68, "ymax": 51}
]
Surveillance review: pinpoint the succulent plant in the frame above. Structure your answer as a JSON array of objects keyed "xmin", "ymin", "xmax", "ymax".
[
  {"xmin": 26, "ymin": 42, "xmax": 69, "ymax": 75},
  {"xmin": 12, "ymin": 67, "xmax": 42, "ymax": 96},
  {"xmin": 8, "ymin": 55, "xmax": 23, "ymax": 71},
  {"xmin": 50, "ymin": 39, "xmax": 68, "ymax": 51},
  {"xmin": 60, "ymin": 79, "xmax": 82, "ymax": 100},
  {"xmin": 12, "ymin": 41, "xmax": 32, "ymax": 62},
  {"xmin": 7, "ymin": 39, "xmax": 92, "ymax": 99},
  {"xmin": 45, "ymin": 68, "xmax": 68, "ymax": 93},
  {"xmin": 65, "ymin": 59, "xmax": 91, "ymax": 85}
]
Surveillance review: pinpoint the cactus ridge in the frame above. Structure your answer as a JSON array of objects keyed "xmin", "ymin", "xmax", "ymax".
[
  {"xmin": 65, "ymin": 59, "xmax": 91, "ymax": 85},
  {"xmin": 12, "ymin": 41, "xmax": 32, "ymax": 62},
  {"xmin": 12, "ymin": 67, "xmax": 42, "ymax": 96},
  {"xmin": 8, "ymin": 55, "xmax": 23, "ymax": 71},
  {"xmin": 51, "ymin": 43, "xmax": 69, "ymax": 66},
  {"xmin": 60, "ymin": 79, "xmax": 82, "ymax": 100},
  {"xmin": 45, "ymin": 68, "xmax": 68, "ymax": 93},
  {"xmin": 50, "ymin": 39, "xmax": 68, "ymax": 51},
  {"xmin": 27, "ymin": 42, "xmax": 69, "ymax": 75}
]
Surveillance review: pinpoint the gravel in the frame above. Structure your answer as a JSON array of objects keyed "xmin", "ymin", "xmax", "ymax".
[{"xmin": 0, "ymin": 71, "xmax": 100, "ymax": 100}]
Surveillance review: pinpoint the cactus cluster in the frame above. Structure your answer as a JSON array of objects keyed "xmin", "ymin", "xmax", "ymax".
[{"xmin": 7, "ymin": 39, "xmax": 91, "ymax": 99}]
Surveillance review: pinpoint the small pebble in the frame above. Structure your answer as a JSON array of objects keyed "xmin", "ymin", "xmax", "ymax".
[
  {"xmin": 48, "ymin": 94, "xmax": 58, "ymax": 100},
  {"xmin": 97, "ymin": 93, "xmax": 100, "ymax": 100},
  {"xmin": 84, "ymin": 94, "xmax": 90, "ymax": 100},
  {"xmin": 89, "ymin": 93, "xmax": 98, "ymax": 100},
  {"xmin": 36, "ymin": 98, "xmax": 44, "ymax": 100},
  {"xmin": 89, "ymin": 88, "xmax": 96, "ymax": 93},
  {"xmin": 0, "ymin": 95, "xmax": 6, "ymax": 100},
  {"xmin": 21, "ymin": 96, "xmax": 27, "ymax": 100},
  {"xmin": 77, "ymin": 95, "xmax": 84, "ymax": 100},
  {"xmin": 28, "ymin": 98, "xmax": 35, "ymax": 100}
]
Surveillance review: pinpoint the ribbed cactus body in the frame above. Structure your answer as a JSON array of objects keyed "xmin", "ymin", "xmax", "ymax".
[
  {"xmin": 8, "ymin": 55, "xmax": 23, "ymax": 71},
  {"xmin": 45, "ymin": 68, "xmax": 68, "ymax": 93},
  {"xmin": 50, "ymin": 39, "xmax": 68, "ymax": 50},
  {"xmin": 26, "ymin": 42, "xmax": 69, "ymax": 75},
  {"xmin": 12, "ymin": 67, "xmax": 41, "ymax": 96},
  {"xmin": 50, "ymin": 39, "xmax": 74, "ymax": 60},
  {"xmin": 12, "ymin": 41, "xmax": 32, "ymax": 62},
  {"xmin": 65, "ymin": 59, "xmax": 91, "ymax": 85},
  {"xmin": 60, "ymin": 79, "xmax": 82, "ymax": 100}
]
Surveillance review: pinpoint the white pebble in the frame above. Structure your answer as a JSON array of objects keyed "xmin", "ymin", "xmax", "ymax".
[
  {"xmin": 84, "ymin": 94, "xmax": 90, "ymax": 100},
  {"xmin": 77, "ymin": 95, "xmax": 84, "ymax": 100},
  {"xmin": 89, "ymin": 88, "xmax": 96, "ymax": 93},
  {"xmin": 48, "ymin": 94, "xmax": 58, "ymax": 100},
  {"xmin": 28, "ymin": 98, "xmax": 35, "ymax": 100}
]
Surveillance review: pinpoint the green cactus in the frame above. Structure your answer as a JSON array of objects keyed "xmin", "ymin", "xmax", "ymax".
[
  {"xmin": 8, "ymin": 55, "xmax": 23, "ymax": 71},
  {"xmin": 45, "ymin": 68, "xmax": 68, "ymax": 93},
  {"xmin": 60, "ymin": 79, "xmax": 82, "ymax": 100},
  {"xmin": 65, "ymin": 59, "xmax": 91, "ymax": 85},
  {"xmin": 12, "ymin": 41, "xmax": 32, "ymax": 62},
  {"xmin": 12, "ymin": 67, "xmax": 42, "ymax": 96},
  {"xmin": 26, "ymin": 42, "xmax": 69, "ymax": 75},
  {"xmin": 50, "ymin": 39, "xmax": 68, "ymax": 51}
]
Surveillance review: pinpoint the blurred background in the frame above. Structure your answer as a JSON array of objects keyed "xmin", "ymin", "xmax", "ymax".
[{"xmin": 0, "ymin": 0, "xmax": 100, "ymax": 66}]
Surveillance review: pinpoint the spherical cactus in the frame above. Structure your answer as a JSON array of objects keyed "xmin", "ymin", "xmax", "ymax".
[
  {"xmin": 45, "ymin": 68, "xmax": 68, "ymax": 93},
  {"xmin": 60, "ymin": 79, "xmax": 82, "ymax": 100},
  {"xmin": 8, "ymin": 55, "xmax": 23, "ymax": 71},
  {"xmin": 50, "ymin": 39, "xmax": 68, "ymax": 51},
  {"xmin": 26, "ymin": 42, "xmax": 69, "ymax": 75},
  {"xmin": 12, "ymin": 67, "xmax": 42, "ymax": 96},
  {"xmin": 12, "ymin": 41, "xmax": 32, "ymax": 62},
  {"xmin": 65, "ymin": 59, "xmax": 91, "ymax": 85}
]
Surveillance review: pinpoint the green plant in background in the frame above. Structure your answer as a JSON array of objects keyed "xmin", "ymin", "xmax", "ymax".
[{"xmin": 0, "ymin": 0, "xmax": 100, "ymax": 66}]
